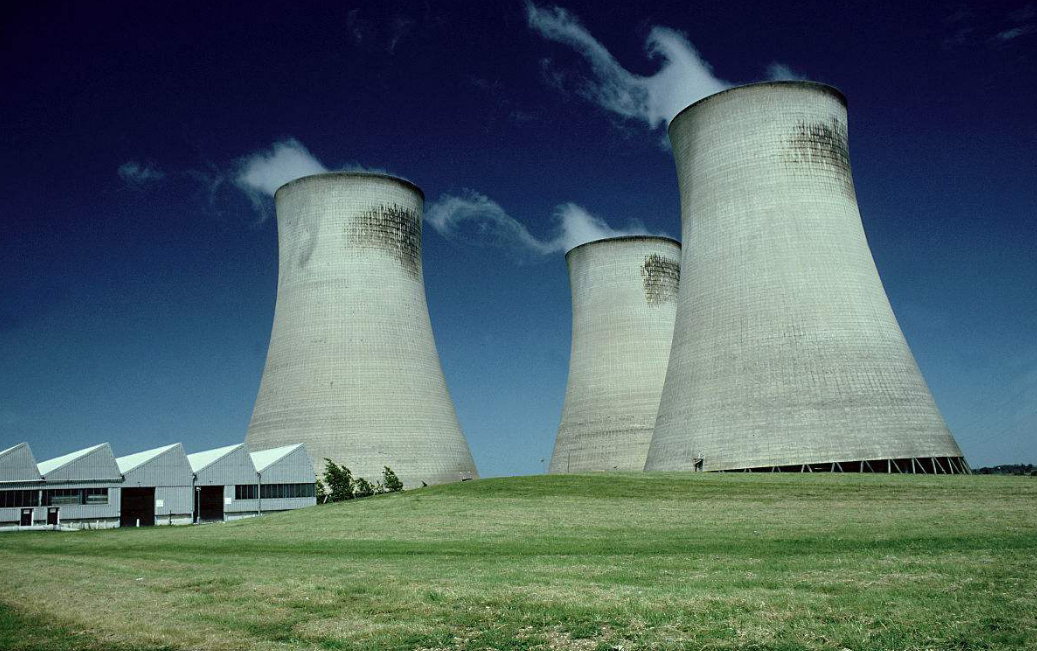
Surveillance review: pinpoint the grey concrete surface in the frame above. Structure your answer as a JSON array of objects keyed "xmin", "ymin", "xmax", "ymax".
[
  {"xmin": 646, "ymin": 82, "xmax": 965, "ymax": 472},
  {"xmin": 551, "ymin": 236, "xmax": 680, "ymax": 473},
  {"xmin": 245, "ymin": 173, "xmax": 478, "ymax": 487}
]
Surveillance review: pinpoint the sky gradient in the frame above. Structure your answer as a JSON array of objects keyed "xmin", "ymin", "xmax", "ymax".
[{"xmin": 1, "ymin": 0, "xmax": 1034, "ymax": 476}]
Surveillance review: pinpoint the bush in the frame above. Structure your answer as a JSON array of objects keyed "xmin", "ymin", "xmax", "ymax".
[
  {"xmin": 383, "ymin": 466, "xmax": 404, "ymax": 492},
  {"xmin": 353, "ymin": 477, "xmax": 374, "ymax": 498},
  {"xmin": 319, "ymin": 460, "xmax": 402, "ymax": 502},
  {"xmin": 322, "ymin": 458, "xmax": 354, "ymax": 502}
]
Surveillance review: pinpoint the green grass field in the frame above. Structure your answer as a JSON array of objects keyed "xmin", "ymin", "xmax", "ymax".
[{"xmin": 1, "ymin": 473, "xmax": 1034, "ymax": 650}]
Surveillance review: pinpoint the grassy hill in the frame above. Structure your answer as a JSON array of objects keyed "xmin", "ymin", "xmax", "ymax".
[{"xmin": 1, "ymin": 473, "xmax": 1034, "ymax": 650}]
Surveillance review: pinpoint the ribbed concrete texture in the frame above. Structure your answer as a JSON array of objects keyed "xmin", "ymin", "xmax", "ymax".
[
  {"xmin": 551, "ymin": 236, "xmax": 680, "ymax": 473},
  {"xmin": 246, "ymin": 173, "xmax": 478, "ymax": 487},
  {"xmin": 646, "ymin": 81, "xmax": 966, "ymax": 473}
]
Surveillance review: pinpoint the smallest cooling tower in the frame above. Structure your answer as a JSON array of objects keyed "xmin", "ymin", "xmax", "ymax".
[{"xmin": 550, "ymin": 236, "xmax": 681, "ymax": 473}]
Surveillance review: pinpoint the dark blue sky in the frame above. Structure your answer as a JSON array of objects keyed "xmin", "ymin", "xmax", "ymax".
[{"xmin": 2, "ymin": 0, "xmax": 1034, "ymax": 476}]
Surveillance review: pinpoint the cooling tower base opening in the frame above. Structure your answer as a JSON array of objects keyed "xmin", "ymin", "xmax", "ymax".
[{"xmin": 714, "ymin": 457, "xmax": 971, "ymax": 475}]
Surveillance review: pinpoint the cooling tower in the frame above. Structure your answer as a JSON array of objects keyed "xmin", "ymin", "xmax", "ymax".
[
  {"xmin": 246, "ymin": 172, "xmax": 478, "ymax": 486},
  {"xmin": 645, "ymin": 81, "xmax": 968, "ymax": 474},
  {"xmin": 550, "ymin": 236, "xmax": 680, "ymax": 473}
]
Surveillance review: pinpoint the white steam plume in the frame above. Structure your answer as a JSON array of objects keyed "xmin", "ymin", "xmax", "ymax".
[
  {"xmin": 234, "ymin": 139, "xmax": 328, "ymax": 197},
  {"xmin": 117, "ymin": 161, "xmax": 166, "ymax": 187},
  {"xmin": 425, "ymin": 190, "xmax": 661, "ymax": 255},
  {"xmin": 527, "ymin": 2, "xmax": 800, "ymax": 127}
]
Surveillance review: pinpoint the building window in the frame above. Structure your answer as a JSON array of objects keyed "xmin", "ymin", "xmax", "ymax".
[
  {"xmin": 83, "ymin": 488, "xmax": 108, "ymax": 505},
  {"xmin": 39, "ymin": 488, "xmax": 109, "ymax": 506},
  {"xmin": 42, "ymin": 489, "xmax": 82, "ymax": 506},
  {"xmin": 234, "ymin": 485, "xmax": 257, "ymax": 500},
  {"xmin": 0, "ymin": 490, "xmax": 39, "ymax": 508},
  {"xmin": 260, "ymin": 483, "xmax": 316, "ymax": 499}
]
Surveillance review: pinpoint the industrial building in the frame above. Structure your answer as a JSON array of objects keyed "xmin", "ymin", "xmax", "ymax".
[
  {"xmin": 646, "ymin": 81, "xmax": 968, "ymax": 474},
  {"xmin": 0, "ymin": 440, "xmax": 316, "ymax": 530},
  {"xmin": 245, "ymin": 172, "xmax": 479, "ymax": 487},
  {"xmin": 188, "ymin": 444, "xmax": 262, "ymax": 522},
  {"xmin": 551, "ymin": 236, "xmax": 680, "ymax": 473},
  {"xmin": 116, "ymin": 443, "xmax": 193, "ymax": 526},
  {"xmin": 1, "ymin": 443, "xmax": 123, "ymax": 528},
  {"xmin": 249, "ymin": 444, "xmax": 319, "ymax": 512}
]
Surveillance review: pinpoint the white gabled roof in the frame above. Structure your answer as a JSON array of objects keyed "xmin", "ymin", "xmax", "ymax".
[
  {"xmin": 249, "ymin": 444, "xmax": 304, "ymax": 472},
  {"xmin": 187, "ymin": 443, "xmax": 244, "ymax": 473},
  {"xmin": 116, "ymin": 443, "xmax": 180, "ymax": 473},
  {"xmin": 37, "ymin": 443, "xmax": 107, "ymax": 476}
]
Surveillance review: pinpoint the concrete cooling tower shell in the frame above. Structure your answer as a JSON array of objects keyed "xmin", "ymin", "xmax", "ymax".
[
  {"xmin": 645, "ymin": 81, "xmax": 967, "ymax": 474},
  {"xmin": 550, "ymin": 236, "xmax": 680, "ymax": 473},
  {"xmin": 245, "ymin": 172, "xmax": 478, "ymax": 487}
]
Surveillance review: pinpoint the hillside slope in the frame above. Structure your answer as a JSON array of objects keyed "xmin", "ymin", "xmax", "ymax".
[{"xmin": 1, "ymin": 473, "xmax": 1035, "ymax": 650}]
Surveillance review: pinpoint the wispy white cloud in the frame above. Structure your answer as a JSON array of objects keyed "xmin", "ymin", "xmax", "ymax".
[
  {"xmin": 526, "ymin": 3, "xmax": 798, "ymax": 128},
  {"xmin": 1011, "ymin": 3, "xmax": 1036, "ymax": 21},
  {"xmin": 346, "ymin": 9, "xmax": 415, "ymax": 55},
  {"xmin": 766, "ymin": 62, "xmax": 806, "ymax": 81},
  {"xmin": 943, "ymin": 3, "xmax": 1036, "ymax": 48},
  {"xmin": 425, "ymin": 190, "xmax": 662, "ymax": 255},
  {"xmin": 117, "ymin": 161, "xmax": 166, "ymax": 187},
  {"xmin": 995, "ymin": 24, "xmax": 1036, "ymax": 40},
  {"xmin": 233, "ymin": 139, "xmax": 329, "ymax": 199}
]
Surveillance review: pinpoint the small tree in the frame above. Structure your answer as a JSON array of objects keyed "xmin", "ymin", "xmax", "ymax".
[
  {"xmin": 353, "ymin": 477, "xmax": 374, "ymax": 498},
  {"xmin": 315, "ymin": 476, "xmax": 329, "ymax": 504},
  {"xmin": 383, "ymin": 466, "xmax": 404, "ymax": 492},
  {"xmin": 322, "ymin": 458, "xmax": 354, "ymax": 502}
]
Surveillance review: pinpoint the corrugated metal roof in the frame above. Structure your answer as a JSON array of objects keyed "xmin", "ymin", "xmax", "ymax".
[
  {"xmin": 250, "ymin": 444, "xmax": 303, "ymax": 472},
  {"xmin": 37, "ymin": 443, "xmax": 108, "ymax": 476},
  {"xmin": 187, "ymin": 443, "xmax": 243, "ymax": 473},
  {"xmin": 116, "ymin": 443, "xmax": 180, "ymax": 473}
]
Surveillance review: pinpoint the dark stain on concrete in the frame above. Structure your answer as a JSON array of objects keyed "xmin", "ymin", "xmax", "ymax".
[
  {"xmin": 642, "ymin": 254, "xmax": 680, "ymax": 305},
  {"xmin": 350, "ymin": 203, "xmax": 421, "ymax": 277},
  {"xmin": 783, "ymin": 119, "xmax": 855, "ymax": 195}
]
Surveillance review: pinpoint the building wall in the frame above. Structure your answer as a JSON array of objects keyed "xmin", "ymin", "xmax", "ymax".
[
  {"xmin": 0, "ymin": 482, "xmax": 121, "ymax": 525},
  {"xmin": 551, "ymin": 237, "xmax": 680, "ymax": 473},
  {"xmin": 225, "ymin": 488, "xmax": 259, "ymax": 515},
  {"xmin": 123, "ymin": 446, "xmax": 194, "ymax": 519},
  {"xmin": 647, "ymin": 81, "xmax": 964, "ymax": 472},
  {"xmin": 245, "ymin": 173, "xmax": 479, "ymax": 487},
  {"xmin": 257, "ymin": 446, "xmax": 315, "ymax": 484},
  {"xmin": 0, "ymin": 443, "xmax": 40, "ymax": 481},
  {"xmin": 122, "ymin": 446, "xmax": 192, "ymax": 489},
  {"xmin": 41, "ymin": 446, "xmax": 121, "ymax": 483},
  {"xmin": 153, "ymin": 486, "xmax": 193, "ymax": 523},
  {"xmin": 257, "ymin": 497, "xmax": 316, "ymax": 512},
  {"xmin": 193, "ymin": 446, "xmax": 257, "ymax": 486}
]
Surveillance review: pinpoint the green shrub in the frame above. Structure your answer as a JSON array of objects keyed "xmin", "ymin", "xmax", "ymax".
[
  {"xmin": 322, "ymin": 458, "xmax": 354, "ymax": 502},
  {"xmin": 383, "ymin": 466, "xmax": 404, "ymax": 492},
  {"xmin": 353, "ymin": 477, "xmax": 374, "ymax": 498}
]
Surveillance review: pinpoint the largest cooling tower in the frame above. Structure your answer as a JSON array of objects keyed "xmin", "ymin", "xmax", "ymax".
[
  {"xmin": 246, "ymin": 172, "xmax": 478, "ymax": 486},
  {"xmin": 645, "ymin": 81, "xmax": 967, "ymax": 474},
  {"xmin": 550, "ymin": 236, "xmax": 680, "ymax": 473}
]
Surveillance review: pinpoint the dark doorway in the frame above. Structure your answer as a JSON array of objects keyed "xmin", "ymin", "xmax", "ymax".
[
  {"xmin": 196, "ymin": 486, "xmax": 224, "ymax": 522},
  {"xmin": 19, "ymin": 508, "xmax": 32, "ymax": 526},
  {"xmin": 46, "ymin": 507, "xmax": 59, "ymax": 526},
  {"xmin": 121, "ymin": 487, "xmax": 156, "ymax": 527}
]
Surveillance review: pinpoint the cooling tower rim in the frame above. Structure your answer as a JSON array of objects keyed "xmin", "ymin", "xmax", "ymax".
[
  {"xmin": 667, "ymin": 81, "xmax": 847, "ymax": 132},
  {"xmin": 565, "ymin": 235, "xmax": 680, "ymax": 258},
  {"xmin": 274, "ymin": 171, "xmax": 424, "ymax": 201}
]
